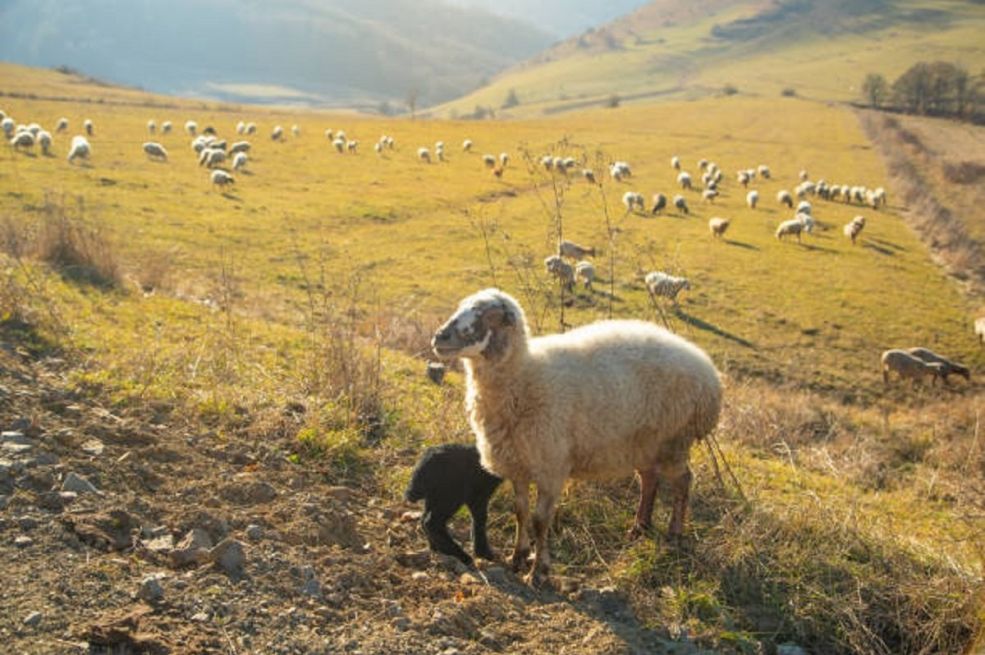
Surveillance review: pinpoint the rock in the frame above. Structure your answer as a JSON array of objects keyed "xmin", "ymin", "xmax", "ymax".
[
  {"xmin": 81, "ymin": 439, "xmax": 105, "ymax": 456},
  {"xmin": 168, "ymin": 528, "xmax": 214, "ymax": 567},
  {"xmin": 191, "ymin": 611, "xmax": 210, "ymax": 622},
  {"xmin": 439, "ymin": 649, "xmax": 463, "ymax": 655},
  {"xmin": 301, "ymin": 577, "xmax": 322, "ymax": 599},
  {"xmin": 458, "ymin": 572, "xmax": 479, "ymax": 586},
  {"xmin": 210, "ymin": 538, "xmax": 246, "ymax": 575},
  {"xmin": 9, "ymin": 418, "xmax": 31, "ymax": 432},
  {"xmin": 62, "ymin": 472, "xmax": 99, "ymax": 494},
  {"xmin": 64, "ymin": 509, "xmax": 139, "ymax": 551},
  {"xmin": 0, "ymin": 495, "xmax": 8, "ymax": 510},
  {"xmin": 1, "ymin": 431, "xmax": 32, "ymax": 445},
  {"xmin": 142, "ymin": 534, "xmax": 175, "ymax": 554},
  {"xmin": 219, "ymin": 479, "xmax": 277, "ymax": 505},
  {"xmin": 483, "ymin": 565, "xmax": 509, "ymax": 585},
  {"xmin": 426, "ymin": 362, "xmax": 446, "ymax": 385},
  {"xmin": 777, "ymin": 645, "xmax": 808, "ymax": 655},
  {"xmin": 14, "ymin": 535, "xmax": 33, "ymax": 548},
  {"xmin": 245, "ymin": 524, "xmax": 263, "ymax": 541},
  {"xmin": 38, "ymin": 491, "xmax": 76, "ymax": 511},
  {"xmin": 2, "ymin": 443, "xmax": 32, "ymax": 455},
  {"xmin": 16, "ymin": 515, "xmax": 38, "ymax": 530},
  {"xmin": 325, "ymin": 486, "xmax": 355, "ymax": 502},
  {"xmin": 138, "ymin": 575, "xmax": 165, "ymax": 603},
  {"xmin": 392, "ymin": 616, "xmax": 411, "ymax": 631},
  {"xmin": 23, "ymin": 611, "xmax": 42, "ymax": 627},
  {"xmin": 410, "ymin": 571, "xmax": 429, "ymax": 581}
]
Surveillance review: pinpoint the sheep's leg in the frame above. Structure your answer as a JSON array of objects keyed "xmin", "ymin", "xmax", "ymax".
[
  {"xmin": 528, "ymin": 484, "xmax": 561, "ymax": 587},
  {"xmin": 510, "ymin": 479, "xmax": 532, "ymax": 573},
  {"xmin": 666, "ymin": 464, "xmax": 693, "ymax": 539},
  {"xmin": 628, "ymin": 468, "xmax": 659, "ymax": 539},
  {"xmin": 467, "ymin": 499, "xmax": 496, "ymax": 562},
  {"xmin": 423, "ymin": 510, "xmax": 473, "ymax": 566}
]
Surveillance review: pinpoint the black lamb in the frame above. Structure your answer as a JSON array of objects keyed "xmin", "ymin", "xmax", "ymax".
[{"xmin": 404, "ymin": 443, "xmax": 502, "ymax": 566}]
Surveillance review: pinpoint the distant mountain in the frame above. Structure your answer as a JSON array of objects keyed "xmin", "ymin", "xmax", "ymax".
[
  {"xmin": 435, "ymin": 0, "xmax": 985, "ymax": 117},
  {"xmin": 443, "ymin": 0, "xmax": 649, "ymax": 38},
  {"xmin": 0, "ymin": 0, "xmax": 553, "ymax": 109}
]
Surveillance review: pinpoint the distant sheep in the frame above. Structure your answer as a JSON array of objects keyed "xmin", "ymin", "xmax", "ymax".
[
  {"xmin": 651, "ymin": 193, "xmax": 667, "ymax": 215},
  {"xmin": 757, "ymin": 164, "xmax": 770, "ymax": 179},
  {"xmin": 84, "ymin": 119, "xmax": 94, "ymax": 136},
  {"xmin": 418, "ymin": 147, "xmax": 431, "ymax": 163},
  {"xmin": 674, "ymin": 195, "xmax": 689, "ymax": 215},
  {"xmin": 843, "ymin": 216, "xmax": 865, "ymax": 245},
  {"xmin": 737, "ymin": 170, "xmax": 750, "ymax": 187},
  {"xmin": 775, "ymin": 218, "xmax": 804, "ymax": 242},
  {"xmin": 702, "ymin": 189, "xmax": 719, "ymax": 203},
  {"xmin": 10, "ymin": 131, "xmax": 34, "ymax": 151},
  {"xmin": 236, "ymin": 121, "xmax": 246, "ymax": 135},
  {"xmin": 671, "ymin": 155, "xmax": 680, "ymax": 170},
  {"xmin": 797, "ymin": 200, "xmax": 812, "ymax": 215},
  {"xmin": 544, "ymin": 255, "xmax": 575, "ymax": 291},
  {"xmin": 161, "ymin": 121, "xmax": 172, "ymax": 135},
  {"xmin": 797, "ymin": 212, "xmax": 815, "ymax": 234},
  {"xmin": 610, "ymin": 161, "xmax": 632, "ymax": 181},
  {"xmin": 67, "ymin": 135, "xmax": 91, "ymax": 164},
  {"xmin": 709, "ymin": 217, "xmax": 730, "ymax": 238},
  {"xmin": 799, "ymin": 169, "xmax": 809, "ymax": 181},
  {"xmin": 622, "ymin": 191, "xmax": 645, "ymax": 212},
  {"xmin": 975, "ymin": 317, "xmax": 985, "ymax": 344},
  {"xmin": 147, "ymin": 119, "xmax": 156, "ymax": 134},
  {"xmin": 347, "ymin": 140, "xmax": 358, "ymax": 153},
  {"xmin": 211, "ymin": 169, "xmax": 235, "ymax": 190},
  {"xmin": 291, "ymin": 124, "xmax": 300, "ymax": 137},
  {"xmin": 575, "ymin": 261, "xmax": 595, "ymax": 289},
  {"xmin": 56, "ymin": 118, "xmax": 69, "ymax": 133},
  {"xmin": 777, "ymin": 190, "xmax": 793, "ymax": 209},
  {"xmin": 405, "ymin": 443, "xmax": 502, "ymax": 566},
  {"xmin": 333, "ymin": 138, "xmax": 346, "ymax": 153},
  {"xmin": 881, "ymin": 349, "xmax": 944, "ymax": 386},
  {"xmin": 229, "ymin": 141, "xmax": 250, "ymax": 155},
  {"xmin": 746, "ymin": 190, "xmax": 759, "ymax": 209},
  {"xmin": 482, "ymin": 154, "xmax": 496, "ymax": 168},
  {"xmin": 325, "ymin": 129, "xmax": 334, "ymax": 140},
  {"xmin": 38, "ymin": 130, "xmax": 52, "ymax": 156},
  {"xmin": 559, "ymin": 240, "xmax": 595, "ymax": 260},
  {"xmin": 462, "ymin": 139, "xmax": 473, "ymax": 152},
  {"xmin": 185, "ymin": 120, "xmax": 197, "ymax": 136},
  {"xmin": 232, "ymin": 152, "xmax": 248, "ymax": 171},
  {"xmin": 906, "ymin": 348, "xmax": 970, "ymax": 383},
  {"xmin": 271, "ymin": 125, "xmax": 284, "ymax": 141},
  {"xmin": 0, "ymin": 118, "xmax": 13, "ymax": 137},
  {"xmin": 500, "ymin": 152, "xmax": 509, "ymax": 167},
  {"xmin": 645, "ymin": 271, "xmax": 690, "ymax": 302},
  {"xmin": 677, "ymin": 172, "xmax": 692, "ymax": 190},
  {"xmin": 199, "ymin": 148, "xmax": 226, "ymax": 168},
  {"xmin": 582, "ymin": 169, "xmax": 596, "ymax": 184},
  {"xmin": 142, "ymin": 142, "xmax": 168, "ymax": 161},
  {"xmin": 245, "ymin": 123, "xmax": 257, "ymax": 135}
]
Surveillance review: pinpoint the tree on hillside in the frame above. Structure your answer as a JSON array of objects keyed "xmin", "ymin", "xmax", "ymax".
[
  {"xmin": 406, "ymin": 88, "xmax": 419, "ymax": 120},
  {"xmin": 891, "ymin": 61, "xmax": 970, "ymax": 116},
  {"xmin": 502, "ymin": 88, "xmax": 520, "ymax": 109},
  {"xmin": 861, "ymin": 73, "xmax": 888, "ymax": 108}
]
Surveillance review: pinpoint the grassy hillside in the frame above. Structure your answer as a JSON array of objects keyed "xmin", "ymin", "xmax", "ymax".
[
  {"xmin": 0, "ymin": 64, "xmax": 982, "ymax": 653},
  {"xmin": 433, "ymin": 0, "xmax": 985, "ymax": 117}
]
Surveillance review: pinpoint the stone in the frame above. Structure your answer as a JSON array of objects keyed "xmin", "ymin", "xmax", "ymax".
[
  {"xmin": 1, "ymin": 431, "xmax": 31, "ymax": 445},
  {"xmin": 23, "ymin": 611, "xmax": 43, "ymax": 627},
  {"xmin": 138, "ymin": 575, "xmax": 165, "ymax": 603},
  {"xmin": 81, "ymin": 439, "xmax": 105, "ymax": 456},
  {"xmin": 14, "ymin": 535, "xmax": 33, "ymax": 548},
  {"xmin": 168, "ymin": 528, "xmax": 214, "ymax": 567},
  {"xmin": 62, "ymin": 472, "xmax": 99, "ymax": 494},
  {"xmin": 301, "ymin": 577, "xmax": 322, "ymax": 599},
  {"xmin": 392, "ymin": 616, "xmax": 411, "ymax": 631},
  {"xmin": 777, "ymin": 645, "xmax": 808, "ymax": 655},
  {"xmin": 2, "ymin": 443, "xmax": 32, "ymax": 455},
  {"xmin": 483, "ymin": 565, "xmax": 509, "ymax": 585},
  {"xmin": 0, "ymin": 495, "xmax": 8, "ymax": 510},
  {"xmin": 191, "ymin": 611, "xmax": 210, "ymax": 622},
  {"xmin": 9, "ymin": 418, "xmax": 31, "ymax": 432},
  {"xmin": 143, "ymin": 534, "xmax": 175, "ymax": 554},
  {"xmin": 245, "ymin": 524, "xmax": 263, "ymax": 541},
  {"xmin": 410, "ymin": 571, "xmax": 429, "ymax": 581},
  {"xmin": 210, "ymin": 538, "xmax": 246, "ymax": 575},
  {"xmin": 16, "ymin": 515, "xmax": 38, "ymax": 530}
]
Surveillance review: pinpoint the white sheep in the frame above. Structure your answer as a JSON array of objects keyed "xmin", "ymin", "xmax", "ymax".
[
  {"xmin": 199, "ymin": 148, "xmax": 226, "ymax": 168},
  {"xmin": 558, "ymin": 240, "xmax": 595, "ymax": 260},
  {"xmin": 10, "ymin": 131, "xmax": 35, "ymax": 151},
  {"xmin": 673, "ymin": 195, "xmax": 689, "ymax": 215},
  {"xmin": 161, "ymin": 121, "xmax": 172, "ymax": 135},
  {"xmin": 0, "ymin": 117, "xmax": 13, "ymax": 137},
  {"xmin": 541, "ymin": 155, "xmax": 554, "ymax": 171},
  {"xmin": 777, "ymin": 190, "xmax": 793, "ymax": 208},
  {"xmin": 333, "ymin": 137, "xmax": 346, "ymax": 153},
  {"xmin": 622, "ymin": 191, "xmax": 645, "ymax": 212},
  {"xmin": 56, "ymin": 118, "xmax": 69, "ymax": 133},
  {"xmin": 374, "ymin": 142, "xmax": 383, "ymax": 155},
  {"xmin": 325, "ymin": 129, "xmax": 334, "ymax": 140},
  {"xmin": 38, "ymin": 130, "xmax": 52, "ymax": 155},
  {"xmin": 232, "ymin": 151, "xmax": 248, "ymax": 171},
  {"xmin": 582, "ymin": 169, "xmax": 596, "ymax": 184},
  {"xmin": 211, "ymin": 169, "xmax": 235, "ymax": 189},
  {"xmin": 645, "ymin": 271, "xmax": 691, "ymax": 301},
  {"xmin": 544, "ymin": 255, "xmax": 574, "ymax": 291},
  {"xmin": 737, "ymin": 170, "xmax": 750, "ymax": 187},
  {"xmin": 843, "ymin": 216, "xmax": 865, "ymax": 245},
  {"xmin": 677, "ymin": 172, "xmax": 692, "ymax": 190},
  {"xmin": 799, "ymin": 169, "xmax": 809, "ymax": 181},
  {"xmin": 797, "ymin": 212, "xmax": 815, "ymax": 233},
  {"xmin": 881, "ymin": 349, "xmax": 944, "ymax": 386},
  {"xmin": 83, "ymin": 119, "xmax": 94, "ymax": 136},
  {"xmin": 746, "ymin": 190, "xmax": 759, "ymax": 209},
  {"xmin": 236, "ymin": 121, "xmax": 246, "ymax": 135},
  {"xmin": 347, "ymin": 140, "xmax": 358, "ymax": 153},
  {"xmin": 702, "ymin": 188, "xmax": 719, "ymax": 203},
  {"xmin": 975, "ymin": 317, "xmax": 985, "ymax": 344},
  {"xmin": 229, "ymin": 141, "xmax": 250, "ymax": 155},
  {"xmin": 245, "ymin": 123, "xmax": 257, "ymax": 135},
  {"xmin": 418, "ymin": 147, "xmax": 431, "ymax": 163},
  {"xmin": 462, "ymin": 139, "xmax": 473, "ymax": 152},
  {"xmin": 872, "ymin": 187, "xmax": 887, "ymax": 208},
  {"xmin": 142, "ymin": 142, "xmax": 168, "ymax": 161},
  {"xmin": 775, "ymin": 218, "xmax": 804, "ymax": 242},
  {"xmin": 185, "ymin": 120, "xmax": 197, "ymax": 136},
  {"xmin": 610, "ymin": 161, "xmax": 632, "ymax": 181},
  {"xmin": 575, "ymin": 261, "xmax": 595, "ymax": 289},
  {"xmin": 499, "ymin": 152, "xmax": 509, "ymax": 167},
  {"xmin": 757, "ymin": 164, "xmax": 770, "ymax": 179},
  {"xmin": 271, "ymin": 125, "xmax": 284, "ymax": 141},
  {"xmin": 431, "ymin": 289, "xmax": 722, "ymax": 585},
  {"xmin": 797, "ymin": 200, "xmax": 812, "ymax": 215},
  {"xmin": 651, "ymin": 193, "xmax": 667, "ymax": 215},
  {"xmin": 67, "ymin": 135, "xmax": 90, "ymax": 164},
  {"xmin": 147, "ymin": 119, "xmax": 156, "ymax": 134},
  {"xmin": 708, "ymin": 217, "xmax": 730, "ymax": 238},
  {"xmin": 698, "ymin": 158, "xmax": 709, "ymax": 170},
  {"xmin": 671, "ymin": 155, "xmax": 680, "ymax": 170},
  {"xmin": 292, "ymin": 124, "xmax": 300, "ymax": 137},
  {"xmin": 482, "ymin": 154, "xmax": 496, "ymax": 168}
]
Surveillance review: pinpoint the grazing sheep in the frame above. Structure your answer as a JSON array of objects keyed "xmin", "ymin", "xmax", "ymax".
[
  {"xmin": 10, "ymin": 131, "xmax": 34, "ymax": 151},
  {"xmin": 775, "ymin": 218, "xmax": 804, "ymax": 242},
  {"xmin": 236, "ymin": 121, "xmax": 246, "ymax": 135},
  {"xmin": 645, "ymin": 271, "xmax": 691, "ymax": 301},
  {"xmin": 975, "ymin": 317, "xmax": 985, "ymax": 344},
  {"xmin": 482, "ymin": 154, "xmax": 496, "ymax": 168},
  {"xmin": 374, "ymin": 142, "xmax": 383, "ymax": 155},
  {"xmin": 906, "ymin": 348, "xmax": 970, "ymax": 383},
  {"xmin": 405, "ymin": 443, "xmax": 502, "ymax": 566},
  {"xmin": 83, "ymin": 119, "xmax": 93, "ymax": 136},
  {"xmin": 702, "ymin": 189, "xmax": 719, "ymax": 203},
  {"xmin": 622, "ymin": 191, "xmax": 645, "ymax": 212},
  {"xmin": 38, "ymin": 130, "xmax": 52, "ymax": 155},
  {"xmin": 271, "ymin": 125, "xmax": 284, "ymax": 141},
  {"xmin": 291, "ymin": 124, "xmax": 300, "ymax": 137},
  {"xmin": 245, "ymin": 123, "xmax": 257, "ymax": 135},
  {"xmin": 796, "ymin": 181, "xmax": 816, "ymax": 198},
  {"xmin": 872, "ymin": 187, "xmax": 887, "ymax": 208},
  {"xmin": 757, "ymin": 164, "xmax": 770, "ymax": 179},
  {"xmin": 232, "ymin": 152, "xmax": 248, "ymax": 171},
  {"xmin": 333, "ymin": 137, "xmax": 346, "ymax": 153},
  {"xmin": 797, "ymin": 212, "xmax": 815, "ymax": 234},
  {"xmin": 25, "ymin": 123, "xmax": 41, "ymax": 137},
  {"xmin": 777, "ymin": 190, "xmax": 794, "ymax": 209},
  {"xmin": 797, "ymin": 200, "xmax": 812, "ymax": 215},
  {"xmin": 674, "ymin": 195, "xmax": 689, "ymax": 215},
  {"xmin": 147, "ymin": 119, "xmax": 156, "ymax": 134},
  {"xmin": 199, "ymin": 148, "xmax": 226, "ymax": 168},
  {"xmin": 229, "ymin": 141, "xmax": 250, "ymax": 155},
  {"xmin": 463, "ymin": 139, "xmax": 473, "ymax": 152},
  {"xmin": 67, "ymin": 135, "xmax": 90, "ymax": 164},
  {"xmin": 575, "ymin": 261, "xmax": 595, "ymax": 289},
  {"xmin": 881, "ymin": 349, "xmax": 945, "ymax": 386},
  {"xmin": 799, "ymin": 169, "xmax": 809, "ymax": 181},
  {"xmin": 651, "ymin": 193, "xmax": 667, "ymax": 215},
  {"xmin": 209, "ymin": 139, "xmax": 227, "ymax": 151},
  {"xmin": 347, "ymin": 140, "xmax": 358, "ymax": 153},
  {"xmin": 559, "ymin": 240, "xmax": 595, "ymax": 260},
  {"xmin": 671, "ymin": 156, "xmax": 681, "ymax": 170},
  {"xmin": 582, "ymin": 169, "xmax": 597, "ymax": 184},
  {"xmin": 698, "ymin": 158, "xmax": 709, "ymax": 171},
  {"xmin": 737, "ymin": 170, "xmax": 750, "ymax": 187},
  {"xmin": 544, "ymin": 255, "xmax": 575, "ymax": 291},
  {"xmin": 746, "ymin": 190, "xmax": 759, "ymax": 209},
  {"xmin": 211, "ymin": 169, "xmax": 235, "ymax": 190},
  {"xmin": 431, "ymin": 289, "xmax": 722, "ymax": 585},
  {"xmin": 610, "ymin": 161, "xmax": 632, "ymax": 181},
  {"xmin": 418, "ymin": 147, "xmax": 431, "ymax": 163},
  {"xmin": 500, "ymin": 152, "xmax": 509, "ymax": 167},
  {"xmin": 56, "ymin": 117, "xmax": 69, "ymax": 133},
  {"xmin": 185, "ymin": 120, "xmax": 197, "ymax": 136},
  {"xmin": 708, "ymin": 217, "xmax": 730, "ymax": 238},
  {"xmin": 0, "ymin": 118, "xmax": 13, "ymax": 137},
  {"xmin": 142, "ymin": 142, "xmax": 168, "ymax": 161},
  {"xmin": 325, "ymin": 129, "xmax": 334, "ymax": 140},
  {"xmin": 541, "ymin": 155, "xmax": 555, "ymax": 170},
  {"xmin": 203, "ymin": 126, "xmax": 216, "ymax": 136},
  {"xmin": 677, "ymin": 172, "xmax": 692, "ymax": 190},
  {"xmin": 843, "ymin": 216, "xmax": 865, "ymax": 245}
]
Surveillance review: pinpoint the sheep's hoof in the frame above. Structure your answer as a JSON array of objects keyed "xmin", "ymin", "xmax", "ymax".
[
  {"xmin": 626, "ymin": 523, "xmax": 652, "ymax": 540},
  {"xmin": 475, "ymin": 547, "xmax": 498, "ymax": 562},
  {"xmin": 509, "ymin": 548, "xmax": 531, "ymax": 573},
  {"xmin": 524, "ymin": 565, "xmax": 552, "ymax": 589}
]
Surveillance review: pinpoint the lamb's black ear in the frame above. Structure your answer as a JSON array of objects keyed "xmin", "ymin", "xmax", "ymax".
[{"xmin": 481, "ymin": 303, "xmax": 512, "ymax": 328}]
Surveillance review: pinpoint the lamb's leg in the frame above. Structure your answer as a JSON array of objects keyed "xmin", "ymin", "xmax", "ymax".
[
  {"xmin": 423, "ymin": 509, "xmax": 473, "ymax": 566},
  {"xmin": 666, "ymin": 464, "xmax": 693, "ymax": 539},
  {"xmin": 510, "ymin": 479, "xmax": 531, "ymax": 573},
  {"xmin": 528, "ymin": 483, "xmax": 561, "ymax": 587},
  {"xmin": 628, "ymin": 467, "xmax": 659, "ymax": 539},
  {"xmin": 467, "ymin": 498, "xmax": 496, "ymax": 562}
]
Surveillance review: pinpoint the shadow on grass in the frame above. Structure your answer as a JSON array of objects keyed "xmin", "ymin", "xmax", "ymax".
[
  {"xmin": 863, "ymin": 241, "xmax": 896, "ymax": 256},
  {"xmin": 868, "ymin": 236, "xmax": 906, "ymax": 252},
  {"xmin": 724, "ymin": 239, "xmax": 759, "ymax": 251},
  {"xmin": 675, "ymin": 309, "xmax": 755, "ymax": 348}
]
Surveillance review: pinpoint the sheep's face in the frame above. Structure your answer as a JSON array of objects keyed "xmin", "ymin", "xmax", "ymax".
[{"xmin": 432, "ymin": 290, "xmax": 519, "ymax": 362}]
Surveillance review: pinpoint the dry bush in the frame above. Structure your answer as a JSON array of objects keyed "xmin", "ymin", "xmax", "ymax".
[
  {"xmin": 34, "ymin": 194, "xmax": 121, "ymax": 289},
  {"xmin": 941, "ymin": 160, "xmax": 985, "ymax": 185},
  {"xmin": 133, "ymin": 248, "xmax": 176, "ymax": 294}
]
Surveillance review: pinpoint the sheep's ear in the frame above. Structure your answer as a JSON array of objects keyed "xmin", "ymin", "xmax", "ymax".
[{"xmin": 482, "ymin": 303, "xmax": 513, "ymax": 328}]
